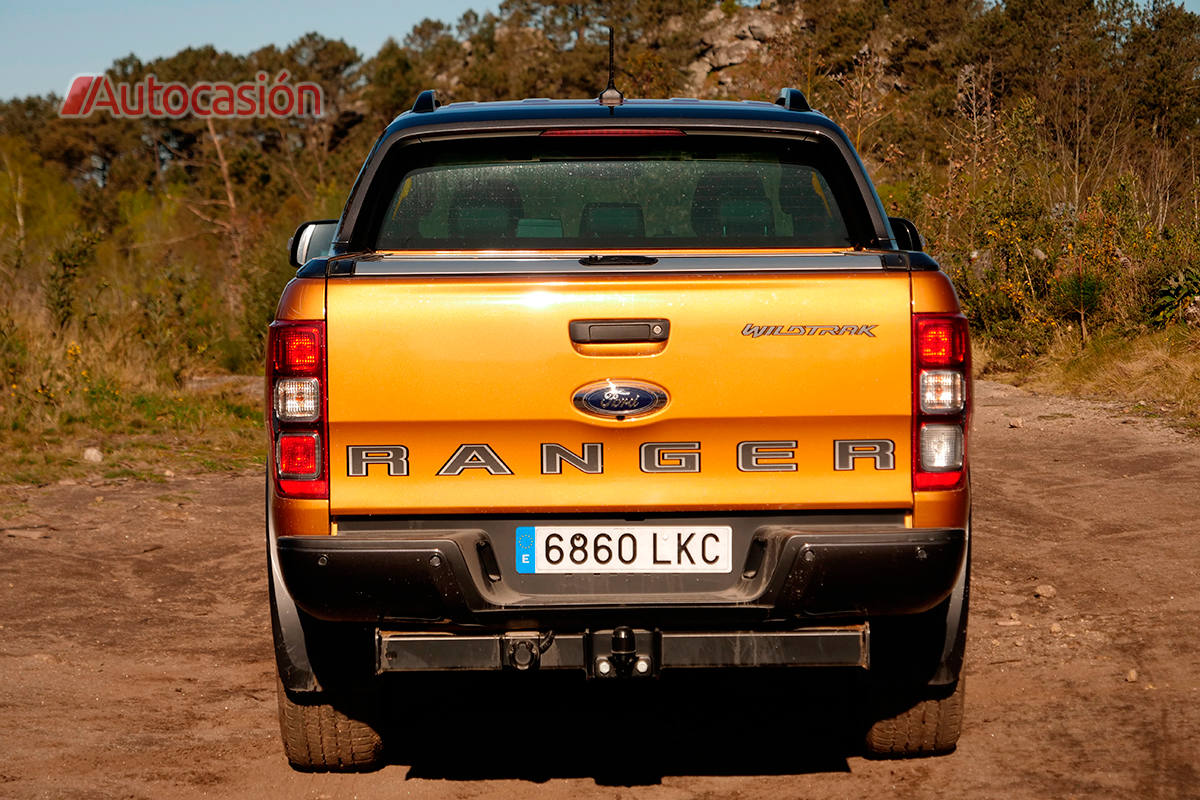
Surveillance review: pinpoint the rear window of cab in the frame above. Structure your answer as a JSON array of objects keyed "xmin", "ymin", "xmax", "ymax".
[{"xmin": 370, "ymin": 133, "xmax": 872, "ymax": 251}]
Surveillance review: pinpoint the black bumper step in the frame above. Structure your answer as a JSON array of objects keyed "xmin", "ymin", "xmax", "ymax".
[
  {"xmin": 276, "ymin": 522, "xmax": 966, "ymax": 624},
  {"xmin": 376, "ymin": 626, "xmax": 869, "ymax": 676}
]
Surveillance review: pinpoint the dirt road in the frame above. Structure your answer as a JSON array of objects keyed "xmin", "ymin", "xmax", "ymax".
[{"xmin": 1, "ymin": 380, "xmax": 1197, "ymax": 799}]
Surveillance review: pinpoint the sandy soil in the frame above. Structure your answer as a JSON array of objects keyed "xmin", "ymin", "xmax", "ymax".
[{"xmin": 1, "ymin": 379, "xmax": 1197, "ymax": 799}]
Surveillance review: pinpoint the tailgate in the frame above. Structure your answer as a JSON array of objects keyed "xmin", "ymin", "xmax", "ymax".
[{"xmin": 326, "ymin": 271, "xmax": 912, "ymax": 515}]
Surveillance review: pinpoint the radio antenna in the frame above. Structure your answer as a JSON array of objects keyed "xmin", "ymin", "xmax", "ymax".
[{"xmin": 598, "ymin": 26, "xmax": 624, "ymax": 107}]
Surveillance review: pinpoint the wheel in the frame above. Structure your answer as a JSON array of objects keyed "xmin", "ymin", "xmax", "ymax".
[
  {"xmin": 276, "ymin": 676, "xmax": 385, "ymax": 771},
  {"xmin": 864, "ymin": 677, "xmax": 965, "ymax": 757}
]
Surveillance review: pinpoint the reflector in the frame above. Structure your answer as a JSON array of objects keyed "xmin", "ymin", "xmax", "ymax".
[
  {"xmin": 278, "ymin": 433, "xmax": 320, "ymax": 478},
  {"xmin": 914, "ymin": 470, "xmax": 963, "ymax": 491}
]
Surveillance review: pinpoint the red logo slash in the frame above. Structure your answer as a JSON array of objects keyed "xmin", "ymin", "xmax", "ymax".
[{"xmin": 59, "ymin": 75, "xmax": 99, "ymax": 117}]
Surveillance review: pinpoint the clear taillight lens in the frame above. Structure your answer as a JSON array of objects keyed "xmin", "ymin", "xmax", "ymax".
[
  {"xmin": 919, "ymin": 370, "xmax": 965, "ymax": 414},
  {"xmin": 919, "ymin": 424, "xmax": 963, "ymax": 472},
  {"xmin": 274, "ymin": 378, "xmax": 320, "ymax": 422}
]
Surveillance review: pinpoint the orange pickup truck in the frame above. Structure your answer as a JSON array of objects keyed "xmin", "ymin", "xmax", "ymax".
[{"xmin": 267, "ymin": 87, "xmax": 971, "ymax": 769}]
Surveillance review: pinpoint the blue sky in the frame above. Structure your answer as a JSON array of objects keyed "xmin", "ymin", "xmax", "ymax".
[
  {"xmin": 2, "ymin": 0, "xmax": 1198, "ymax": 102},
  {"xmin": 0, "ymin": 0, "xmax": 499, "ymax": 101}
]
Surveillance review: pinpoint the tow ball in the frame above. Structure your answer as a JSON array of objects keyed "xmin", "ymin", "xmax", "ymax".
[
  {"xmin": 507, "ymin": 637, "xmax": 540, "ymax": 670},
  {"xmin": 594, "ymin": 626, "xmax": 654, "ymax": 678}
]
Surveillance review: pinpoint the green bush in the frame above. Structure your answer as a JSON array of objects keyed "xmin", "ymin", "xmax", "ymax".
[{"xmin": 1152, "ymin": 268, "xmax": 1200, "ymax": 325}]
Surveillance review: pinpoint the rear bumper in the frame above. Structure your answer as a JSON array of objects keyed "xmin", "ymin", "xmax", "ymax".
[{"xmin": 276, "ymin": 523, "xmax": 966, "ymax": 627}]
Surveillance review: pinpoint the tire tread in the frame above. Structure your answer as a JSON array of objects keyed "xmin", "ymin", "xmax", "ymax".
[
  {"xmin": 864, "ymin": 678, "xmax": 964, "ymax": 757},
  {"xmin": 276, "ymin": 677, "xmax": 383, "ymax": 771}
]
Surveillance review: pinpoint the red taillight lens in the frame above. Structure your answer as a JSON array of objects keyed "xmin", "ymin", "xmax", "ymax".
[
  {"xmin": 275, "ymin": 327, "xmax": 321, "ymax": 374},
  {"xmin": 278, "ymin": 433, "xmax": 321, "ymax": 478},
  {"xmin": 916, "ymin": 317, "xmax": 967, "ymax": 367}
]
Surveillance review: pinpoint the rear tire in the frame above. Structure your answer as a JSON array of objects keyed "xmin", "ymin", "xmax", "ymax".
[
  {"xmin": 864, "ymin": 677, "xmax": 964, "ymax": 757},
  {"xmin": 276, "ymin": 676, "xmax": 385, "ymax": 771}
]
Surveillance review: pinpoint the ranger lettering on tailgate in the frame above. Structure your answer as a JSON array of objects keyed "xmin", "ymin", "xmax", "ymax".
[{"xmin": 344, "ymin": 440, "xmax": 897, "ymax": 475}]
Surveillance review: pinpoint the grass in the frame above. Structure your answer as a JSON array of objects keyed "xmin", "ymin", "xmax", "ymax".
[{"xmin": 0, "ymin": 385, "xmax": 265, "ymax": 487}]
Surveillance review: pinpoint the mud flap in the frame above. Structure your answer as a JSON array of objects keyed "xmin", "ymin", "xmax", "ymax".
[
  {"xmin": 928, "ymin": 517, "xmax": 970, "ymax": 687},
  {"xmin": 267, "ymin": 483, "xmax": 320, "ymax": 693}
]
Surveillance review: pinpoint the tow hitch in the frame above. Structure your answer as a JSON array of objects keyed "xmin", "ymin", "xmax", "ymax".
[{"xmin": 592, "ymin": 626, "xmax": 655, "ymax": 679}]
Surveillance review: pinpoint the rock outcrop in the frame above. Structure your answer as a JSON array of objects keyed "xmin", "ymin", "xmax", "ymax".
[{"xmin": 684, "ymin": 3, "xmax": 797, "ymax": 95}]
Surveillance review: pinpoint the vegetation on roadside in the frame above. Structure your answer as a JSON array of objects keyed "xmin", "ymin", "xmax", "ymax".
[
  {"xmin": 2, "ymin": 0, "xmax": 1199, "ymax": 484},
  {"xmin": 984, "ymin": 324, "xmax": 1200, "ymax": 434}
]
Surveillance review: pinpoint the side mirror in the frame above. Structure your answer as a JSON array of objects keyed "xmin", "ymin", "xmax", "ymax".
[
  {"xmin": 888, "ymin": 217, "xmax": 925, "ymax": 252},
  {"xmin": 287, "ymin": 219, "xmax": 338, "ymax": 268}
]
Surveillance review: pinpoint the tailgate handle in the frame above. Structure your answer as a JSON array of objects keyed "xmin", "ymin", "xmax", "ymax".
[{"xmin": 569, "ymin": 319, "xmax": 670, "ymax": 344}]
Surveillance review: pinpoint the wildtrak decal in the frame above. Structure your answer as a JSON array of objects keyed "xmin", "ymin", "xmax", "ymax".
[{"xmin": 741, "ymin": 323, "xmax": 877, "ymax": 337}]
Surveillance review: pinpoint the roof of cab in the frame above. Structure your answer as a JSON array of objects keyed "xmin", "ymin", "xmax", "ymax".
[{"xmin": 382, "ymin": 94, "xmax": 834, "ymax": 138}]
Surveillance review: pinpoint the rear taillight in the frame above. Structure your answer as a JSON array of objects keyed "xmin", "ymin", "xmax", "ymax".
[
  {"xmin": 267, "ymin": 321, "xmax": 327, "ymax": 499},
  {"xmin": 913, "ymin": 314, "xmax": 970, "ymax": 491}
]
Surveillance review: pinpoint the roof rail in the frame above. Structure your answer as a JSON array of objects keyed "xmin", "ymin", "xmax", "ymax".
[
  {"xmin": 775, "ymin": 88, "xmax": 812, "ymax": 112},
  {"xmin": 411, "ymin": 89, "xmax": 439, "ymax": 114}
]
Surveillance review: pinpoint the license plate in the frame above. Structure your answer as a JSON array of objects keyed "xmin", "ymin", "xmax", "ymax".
[{"xmin": 514, "ymin": 525, "xmax": 732, "ymax": 574}]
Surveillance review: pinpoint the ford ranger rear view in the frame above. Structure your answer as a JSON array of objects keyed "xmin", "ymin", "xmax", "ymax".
[{"xmin": 267, "ymin": 87, "xmax": 971, "ymax": 770}]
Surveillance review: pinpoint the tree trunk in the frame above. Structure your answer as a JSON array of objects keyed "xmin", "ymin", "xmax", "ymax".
[
  {"xmin": 205, "ymin": 117, "xmax": 245, "ymax": 316},
  {"xmin": 1, "ymin": 149, "xmax": 26, "ymax": 273}
]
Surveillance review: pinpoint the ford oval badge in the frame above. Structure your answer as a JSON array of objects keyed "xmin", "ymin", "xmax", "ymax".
[{"xmin": 573, "ymin": 379, "xmax": 669, "ymax": 419}]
